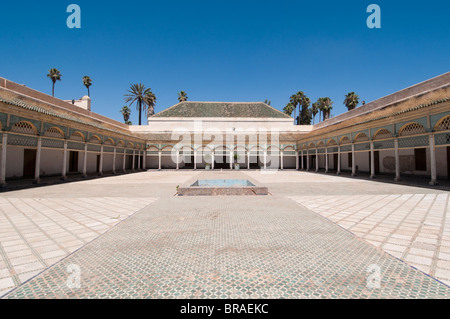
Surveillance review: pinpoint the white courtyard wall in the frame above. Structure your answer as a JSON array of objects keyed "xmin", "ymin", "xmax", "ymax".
[
  {"xmin": 41, "ymin": 149, "xmax": 63, "ymax": 176},
  {"xmin": 6, "ymin": 146, "xmax": 23, "ymax": 178}
]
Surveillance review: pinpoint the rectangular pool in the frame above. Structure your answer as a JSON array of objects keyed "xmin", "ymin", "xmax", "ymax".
[
  {"xmin": 178, "ymin": 179, "xmax": 267, "ymax": 196},
  {"xmin": 191, "ymin": 179, "xmax": 255, "ymax": 187}
]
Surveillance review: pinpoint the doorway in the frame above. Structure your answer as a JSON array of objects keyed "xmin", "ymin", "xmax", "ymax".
[
  {"xmin": 414, "ymin": 148, "xmax": 427, "ymax": 171},
  {"xmin": 96, "ymin": 155, "xmax": 100, "ymax": 173},
  {"xmin": 69, "ymin": 151, "xmax": 78, "ymax": 173},
  {"xmin": 23, "ymin": 149, "xmax": 36, "ymax": 178},
  {"xmin": 368, "ymin": 151, "xmax": 380, "ymax": 174}
]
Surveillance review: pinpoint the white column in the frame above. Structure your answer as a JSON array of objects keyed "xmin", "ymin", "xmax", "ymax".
[
  {"xmin": 229, "ymin": 151, "xmax": 233, "ymax": 169},
  {"xmin": 263, "ymin": 150, "xmax": 267, "ymax": 170},
  {"xmin": 62, "ymin": 139, "xmax": 68, "ymax": 180},
  {"xmin": 113, "ymin": 147, "xmax": 117, "ymax": 174},
  {"xmin": 394, "ymin": 137, "xmax": 400, "ymax": 182},
  {"xmin": 34, "ymin": 136, "xmax": 42, "ymax": 183},
  {"xmin": 143, "ymin": 149, "xmax": 146, "ymax": 170},
  {"xmin": 325, "ymin": 149, "xmax": 329, "ymax": 173},
  {"xmin": 370, "ymin": 140, "xmax": 375, "ymax": 179},
  {"xmin": 337, "ymin": 146, "xmax": 341, "ymax": 175},
  {"xmin": 306, "ymin": 151, "xmax": 310, "ymax": 171},
  {"xmin": 82, "ymin": 142, "xmax": 87, "ymax": 178},
  {"xmin": 247, "ymin": 150, "xmax": 250, "ymax": 170},
  {"xmin": 315, "ymin": 149, "xmax": 318, "ymax": 172},
  {"xmin": 194, "ymin": 150, "xmax": 197, "ymax": 170},
  {"xmin": 295, "ymin": 151, "xmax": 299, "ymax": 170},
  {"xmin": 280, "ymin": 151, "xmax": 284, "ymax": 170},
  {"xmin": 429, "ymin": 133, "xmax": 437, "ymax": 185},
  {"xmin": 1, "ymin": 133, "xmax": 8, "ymax": 186},
  {"xmin": 301, "ymin": 150, "xmax": 304, "ymax": 170},
  {"xmin": 137, "ymin": 150, "xmax": 141, "ymax": 170},
  {"xmin": 176, "ymin": 149, "xmax": 180, "ymax": 170},
  {"xmin": 123, "ymin": 149, "xmax": 126, "ymax": 173},
  {"xmin": 211, "ymin": 150, "xmax": 214, "ymax": 170},
  {"xmin": 351, "ymin": 143, "xmax": 356, "ymax": 176},
  {"xmin": 99, "ymin": 145, "xmax": 103, "ymax": 176},
  {"xmin": 157, "ymin": 150, "xmax": 161, "ymax": 171}
]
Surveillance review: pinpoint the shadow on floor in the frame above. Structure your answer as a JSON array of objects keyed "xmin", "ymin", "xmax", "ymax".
[{"xmin": 1, "ymin": 170, "xmax": 146, "ymax": 193}]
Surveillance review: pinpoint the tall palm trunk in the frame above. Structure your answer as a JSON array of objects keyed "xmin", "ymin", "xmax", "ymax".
[
  {"xmin": 138, "ymin": 100, "xmax": 142, "ymax": 125},
  {"xmin": 293, "ymin": 106, "xmax": 296, "ymax": 125}
]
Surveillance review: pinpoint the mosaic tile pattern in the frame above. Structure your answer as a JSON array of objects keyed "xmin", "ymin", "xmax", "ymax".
[
  {"xmin": 0, "ymin": 197, "xmax": 157, "ymax": 297},
  {"xmin": 4, "ymin": 196, "xmax": 450, "ymax": 299},
  {"xmin": 289, "ymin": 193, "xmax": 450, "ymax": 285}
]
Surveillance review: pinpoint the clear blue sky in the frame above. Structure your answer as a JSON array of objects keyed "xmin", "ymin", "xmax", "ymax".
[{"xmin": 1, "ymin": 0, "xmax": 449, "ymax": 124}]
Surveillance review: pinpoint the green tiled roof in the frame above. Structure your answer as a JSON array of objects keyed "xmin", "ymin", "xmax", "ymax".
[{"xmin": 152, "ymin": 102, "xmax": 291, "ymax": 119}]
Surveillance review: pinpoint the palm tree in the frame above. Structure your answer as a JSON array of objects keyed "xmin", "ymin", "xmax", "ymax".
[
  {"xmin": 120, "ymin": 105, "xmax": 131, "ymax": 123},
  {"xmin": 47, "ymin": 68, "xmax": 62, "ymax": 97},
  {"xmin": 289, "ymin": 94, "xmax": 299, "ymax": 125},
  {"xmin": 124, "ymin": 83, "xmax": 152, "ymax": 125},
  {"xmin": 283, "ymin": 102, "xmax": 294, "ymax": 117},
  {"xmin": 311, "ymin": 102, "xmax": 319, "ymax": 125},
  {"xmin": 82, "ymin": 76, "xmax": 92, "ymax": 97},
  {"xmin": 264, "ymin": 99, "xmax": 271, "ymax": 105},
  {"xmin": 343, "ymin": 92, "xmax": 359, "ymax": 111},
  {"xmin": 290, "ymin": 91, "xmax": 311, "ymax": 125},
  {"xmin": 298, "ymin": 93, "xmax": 311, "ymax": 125},
  {"xmin": 318, "ymin": 97, "xmax": 333, "ymax": 121},
  {"xmin": 178, "ymin": 91, "xmax": 188, "ymax": 102},
  {"xmin": 145, "ymin": 90, "xmax": 157, "ymax": 117}
]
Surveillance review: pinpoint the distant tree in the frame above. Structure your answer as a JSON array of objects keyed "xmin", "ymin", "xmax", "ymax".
[
  {"xmin": 124, "ymin": 83, "xmax": 153, "ymax": 125},
  {"xmin": 311, "ymin": 102, "xmax": 319, "ymax": 125},
  {"xmin": 298, "ymin": 93, "xmax": 311, "ymax": 125},
  {"xmin": 120, "ymin": 105, "xmax": 131, "ymax": 123},
  {"xmin": 290, "ymin": 91, "xmax": 311, "ymax": 125},
  {"xmin": 343, "ymin": 92, "xmax": 360, "ymax": 111},
  {"xmin": 125, "ymin": 120, "xmax": 132, "ymax": 125},
  {"xmin": 82, "ymin": 76, "xmax": 92, "ymax": 97},
  {"xmin": 289, "ymin": 94, "xmax": 299, "ymax": 125},
  {"xmin": 283, "ymin": 102, "xmax": 295, "ymax": 117},
  {"xmin": 264, "ymin": 99, "xmax": 271, "ymax": 105},
  {"xmin": 47, "ymin": 68, "xmax": 62, "ymax": 97},
  {"xmin": 318, "ymin": 97, "xmax": 333, "ymax": 121},
  {"xmin": 178, "ymin": 91, "xmax": 188, "ymax": 102},
  {"xmin": 146, "ymin": 90, "xmax": 157, "ymax": 118}
]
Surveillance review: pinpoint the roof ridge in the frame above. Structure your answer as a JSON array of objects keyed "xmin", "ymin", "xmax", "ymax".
[
  {"xmin": 260, "ymin": 102, "xmax": 292, "ymax": 119},
  {"xmin": 151, "ymin": 101, "xmax": 183, "ymax": 117}
]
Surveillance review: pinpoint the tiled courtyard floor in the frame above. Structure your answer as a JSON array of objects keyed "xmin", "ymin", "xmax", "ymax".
[{"xmin": 1, "ymin": 170, "xmax": 450, "ymax": 298}]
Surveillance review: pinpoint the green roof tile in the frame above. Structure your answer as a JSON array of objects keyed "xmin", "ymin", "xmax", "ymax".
[{"xmin": 152, "ymin": 101, "xmax": 291, "ymax": 119}]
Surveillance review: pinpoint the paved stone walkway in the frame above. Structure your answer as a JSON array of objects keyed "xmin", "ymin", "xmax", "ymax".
[
  {"xmin": 1, "ymin": 170, "xmax": 450, "ymax": 298},
  {"xmin": 288, "ymin": 193, "xmax": 450, "ymax": 285}
]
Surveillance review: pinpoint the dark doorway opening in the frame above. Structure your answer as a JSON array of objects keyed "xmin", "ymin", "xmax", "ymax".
[
  {"xmin": 368, "ymin": 151, "xmax": 380, "ymax": 174},
  {"xmin": 23, "ymin": 149, "xmax": 36, "ymax": 178},
  {"xmin": 126, "ymin": 155, "xmax": 133, "ymax": 170},
  {"xmin": 69, "ymin": 151, "xmax": 78, "ymax": 173},
  {"xmin": 96, "ymin": 155, "xmax": 101, "ymax": 173},
  {"xmin": 414, "ymin": 148, "xmax": 427, "ymax": 171}
]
